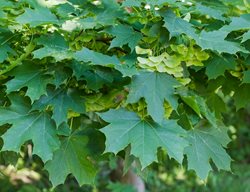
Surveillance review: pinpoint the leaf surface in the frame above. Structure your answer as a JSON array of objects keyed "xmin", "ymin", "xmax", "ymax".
[
  {"xmin": 99, "ymin": 109, "xmax": 188, "ymax": 168},
  {"xmin": 5, "ymin": 63, "xmax": 52, "ymax": 102},
  {"xmin": 16, "ymin": 7, "xmax": 59, "ymax": 27},
  {"xmin": 205, "ymin": 55, "xmax": 236, "ymax": 79},
  {"xmin": 33, "ymin": 33, "xmax": 72, "ymax": 61},
  {"xmin": 105, "ymin": 24, "xmax": 142, "ymax": 51},
  {"xmin": 45, "ymin": 132, "xmax": 96, "ymax": 186},
  {"xmin": 33, "ymin": 87, "xmax": 85, "ymax": 126},
  {"xmin": 185, "ymin": 124, "xmax": 231, "ymax": 179},
  {"xmin": 127, "ymin": 72, "xmax": 179, "ymax": 123},
  {"xmin": 0, "ymin": 94, "xmax": 60, "ymax": 162}
]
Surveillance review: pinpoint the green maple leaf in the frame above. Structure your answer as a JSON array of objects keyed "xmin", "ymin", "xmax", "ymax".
[
  {"xmin": 45, "ymin": 132, "xmax": 97, "ymax": 186},
  {"xmin": 162, "ymin": 10, "xmax": 198, "ymax": 39},
  {"xmin": 242, "ymin": 70, "xmax": 250, "ymax": 83},
  {"xmin": 81, "ymin": 69, "xmax": 114, "ymax": 90},
  {"xmin": 127, "ymin": 72, "xmax": 179, "ymax": 123},
  {"xmin": 195, "ymin": 30, "xmax": 248, "ymax": 54},
  {"xmin": 233, "ymin": 84, "xmax": 250, "ymax": 110},
  {"xmin": 0, "ymin": 94, "xmax": 60, "ymax": 162},
  {"xmin": 122, "ymin": 0, "xmax": 175, "ymax": 7},
  {"xmin": 179, "ymin": 90, "xmax": 217, "ymax": 127},
  {"xmin": 0, "ymin": 29, "xmax": 15, "ymax": 62},
  {"xmin": 75, "ymin": 48, "xmax": 120, "ymax": 67},
  {"xmin": 75, "ymin": 48, "xmax": 135, "ymax": 76},
  {"xmin": 0, "ymin": 44, "xmax": 12, "ymax": 62},
  {"xmin": 205, "ymin": 55, "xmax": 236, "ymax": 79},
  {"xmin": 32, "ymin": 87, "xmax": 85, "ymax": 126},
  {"xmin": 206, "ymin": 94, "xmax": 226, "ymax": 118},
  {"xmin": 33, "ymin": 33, "xmax": 73, "ymax": 61},
  {"xmin": 105, "ymin": 24, "xmax": 142, "ymax": 51},
  {"xmin": 195, "ymin": 3, "xmax": 226, "ymax": 21},
  {"xmin": 122, "ymin": 0, "xmax": 141, "ymax": 7},
  {"xmin": 16, "ymin": 7, "xmax": 59, "ymax": 27},
  {"xmin": 220, "ymin": 14, "xmax": 250, "ymax": 33},
  {"xmin": 185, "ymin": 122, "xmax": 231, "ymax": 179},
  {"xmin": 242, "ymin": 30, "xmax": 250, "ymax": 42},
  {"xmin": 5, "ymin": 63, "xmax": 52, "ymax": 102},
  {"xmin": 116, "ymin": 54, "xmax": 138, "ymax": 77},
  {"xmin": 99, "ymin": 108, "xmax": 188, "ymax": 168},
  {"xmin": 94, "ymin": 1, "xmax": 124, "ymax": 26}
]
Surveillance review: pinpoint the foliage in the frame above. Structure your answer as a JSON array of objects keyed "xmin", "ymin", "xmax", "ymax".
[{"xmin": 0, "ymin": 0, "xmax": 250, "ymax": 189}]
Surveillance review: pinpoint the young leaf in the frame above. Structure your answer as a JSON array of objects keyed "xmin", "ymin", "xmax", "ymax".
[{"xmin": 99, "ymin": 108, "xmax": 188, "ymax": 168}]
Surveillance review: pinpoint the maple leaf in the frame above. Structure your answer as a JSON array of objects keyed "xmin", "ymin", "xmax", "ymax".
[
  {"xmin": 185, "ymin": 122, "xmax": 231, "ymax": 179},
  {"xmin": 16, "ymin": 7, "xmax": 59, "ymax": 27},
  {"xmin": 233, "ymin": 84, "xmax": 250, "ymax": 110},
  {"xmin": 195, "ymin": 3, "xmax": 226, "ymax": 21},
  {"xmin": 105, "ymin": 24, "xmax": 142, "ymax": 51},
  {"xmin": 0, "ymin": 94, "xmax": 60, "ymax": 162},
  {"xmin": 242, "ymin": 30, "xmax": 250, "ymax": 42},
  {"xmin": 0, "ymin": 29, "xmax": 15, "ymax": 62},
  {"xmin": 5, "ymin": 63, "xmax": 52, "ymax": 102},
  {"xmin": 74, "ymin": 48, "xmax": 134, "ymax": 76},
  {"xmin": 205, "ymin": 55, "xmax": 236, "ymax": 79},
  {"xmin": 75, "ymin": 48, "xmax": 120, "ymax": 67},
  {"xmin": 220, "ymin": 14, "xmax": 250, "ymax": 33},
  {"xmin": 162, "ymin": 10, "xmax": 198, "ymax": 39},
  {"xmin": 33, "ymin": 33, "xmax": 73, "ymax": 61},
  {"xmin": 81, "ymin": 68, "xmax": 114, "ymax": 90},
  {"xmin": 32, "ymin": 87, "xmax": 85, "ymax": 127},
  {"xmin": 0, "ymin": 44, "xmax": 12, "ymax": 62},
  {"xmin": 178, "ymin": 90, "xmax": 218, "ymax": 127},
  {"xmin": 195, "ymin": 30, "xmax": 248, "ymax": 54},
  {"xmin": 45, "ymin": 132, "xmax": 97, "ymax": 186},
  {"xmin": 99, "ymin": 108, "xmax": 188, "ymax": 168},
  {"xmin": 242, "ymin": 70, "xmax": 250, "ymax": 83},
  {"xmin": 127, "ymin": 72, "xmax": 179, "ymax": 123},
  {"xmin": 122, "ymin": 0, "xmax": 175, "ymax": 7}
]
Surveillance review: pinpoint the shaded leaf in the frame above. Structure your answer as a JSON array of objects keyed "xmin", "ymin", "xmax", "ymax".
[
  {"xmin": 205, "ymin": 55, "xmax": 236, "ymax": 79},
  {"xmin": 45, "ymin": 132, "xmax": 96, "ymax": 186},
  {"xmin": 0, "ymin": 94, "xmax": 60, "ymax": 162},
  {"xmin": 5, "ymin": 63, "xmax": 52, "ymax": 102},
  {"xmin": 33, "ymin": 87, "xmax": 85, "ymax": 127}
]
